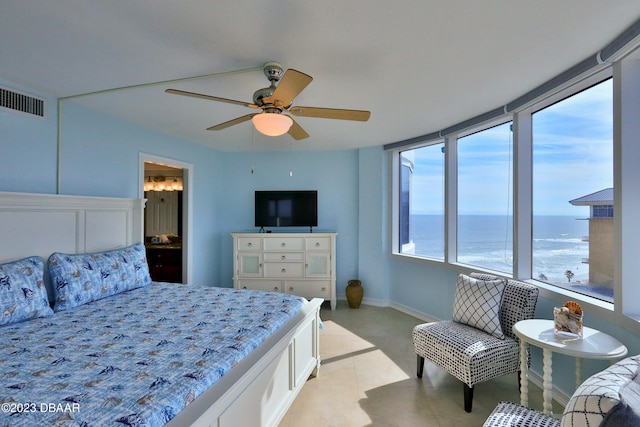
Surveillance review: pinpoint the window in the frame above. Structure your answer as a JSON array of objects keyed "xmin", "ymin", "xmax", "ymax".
[
  {"xmin": 457, "ymin": 122, "xmax": 513, "ymax": 273},
  {"xmin": 398, "ymin": 143, "xmax": 445, "ymax": 259},
  {"xmin": 391, "ymin": 51, "xmax": 640, "ymax": 327},
  {"xmin": 592, "ymin": 205, "xmax": 613, "ymax": 218},
  {"xmin": 532, "ymin": 79, "xmax": 613, "ymax": 302}
]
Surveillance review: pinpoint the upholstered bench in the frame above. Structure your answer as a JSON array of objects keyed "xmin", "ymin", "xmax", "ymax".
[{"xmin": 483, "ymin": 354, "xmax": 640, "ymax": 426}]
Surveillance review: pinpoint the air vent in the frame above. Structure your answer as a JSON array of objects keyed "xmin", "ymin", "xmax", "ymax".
[{"xmin": 0, "ymin": 86, "xmax": 46, "ymax": 118}]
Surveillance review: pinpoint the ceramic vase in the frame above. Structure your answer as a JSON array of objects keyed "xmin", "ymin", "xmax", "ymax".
[{"xmin": 346, "ymin": 279, "xmax": 364, "ymax": 308}]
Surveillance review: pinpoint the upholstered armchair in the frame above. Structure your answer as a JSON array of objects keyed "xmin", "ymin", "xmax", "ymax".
[
  {"xmin": 412, "ymin": 273, "xmax": 539, "ymax": 412},
  {"xmin": 483, "ymin": 354, "xmax": 640, "ymax": 426}
]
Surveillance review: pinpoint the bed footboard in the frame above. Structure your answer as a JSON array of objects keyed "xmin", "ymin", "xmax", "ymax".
[{"xmin": 166, "ymin": 297, "xmax": 323, "ymax": 427}]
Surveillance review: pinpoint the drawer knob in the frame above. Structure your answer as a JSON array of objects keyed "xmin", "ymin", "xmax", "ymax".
[
  {"xmin": 281, "ymin": 255, "xmax": 286, "ymax": 260},
  {"xmin": 242, "ymin": 286, "xmax": 247, "ymax": 289},
  {"xmin": 321, "ymin": 287, "xmax": 326, "ymax": 292},
  {"xmin": 281, "ymin": 268, "xmax": 286, "ymax": 273},
  {"xmin": 274, "ymin": 286, "xmax": 279, "ymax": 292},
  {"xmin": 315, "ymin": 242, "xmax": 320, "ymax": 247},
  {"xmin": 247, "ymin": 242, "xmax": 252, "ymax": 247},
  {"xmin": 281, "ymin": 242, "xmax": 286, "ymax": 247},
  {"xmin": 289, "ymin": 287, "xmax": 294, "ymax": 292}
]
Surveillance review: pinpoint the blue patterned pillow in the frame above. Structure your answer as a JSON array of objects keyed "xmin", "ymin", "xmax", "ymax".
[
  {"xmin": 0, "ymin": 256, "xmax": 53, "ymax": 326},
  {"xmin": 49, "ymin": 242, "xmax": 151, "ymax": 312}
]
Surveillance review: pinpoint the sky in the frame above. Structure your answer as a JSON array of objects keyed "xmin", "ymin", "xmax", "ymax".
[{"xmin": 408, "ymin": 79, "xmax": 613, "ymax": 216}]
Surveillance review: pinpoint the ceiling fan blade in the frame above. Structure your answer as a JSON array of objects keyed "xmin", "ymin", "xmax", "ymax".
[
  {"xmin": 207, "ymin": 113, "xmax": 257, "ymax": 130},
  {"xmin": 267, "ymin": 69, "xmax": 313, "ymax": 107},
  {"xmin": 166, "ymin": 89, "xmax": 259, "ymax": 109},
  {"xmin": 288, "ymin": 106, "xmax": 371, "ymax": 121},
  {"xmin": 288, "ymin": 118, "xmax": 310, "ymax": 140}
]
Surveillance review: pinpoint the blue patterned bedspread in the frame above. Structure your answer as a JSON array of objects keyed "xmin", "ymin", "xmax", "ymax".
[{"xmin": 0, "ymin": 283, "xmax": 305, "ymax": 427}]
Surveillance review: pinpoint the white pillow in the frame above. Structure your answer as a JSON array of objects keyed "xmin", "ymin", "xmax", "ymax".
[{"xmin": 452, "ymin": 273, "xmax": 506, "ymax": 339}]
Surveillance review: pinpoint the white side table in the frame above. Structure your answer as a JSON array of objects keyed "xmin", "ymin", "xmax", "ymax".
[{"xmin": 513, "ymin": 319, "xmax": 627, "ymax": 415}]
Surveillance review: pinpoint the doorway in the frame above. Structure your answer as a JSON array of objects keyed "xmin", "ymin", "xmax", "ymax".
[{"xmin": 140, "ymin": 153, "xmax": 193, "ymax": 284}]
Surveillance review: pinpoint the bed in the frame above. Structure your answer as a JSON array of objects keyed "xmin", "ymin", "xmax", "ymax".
[{"xmin": 0, "ymin": 191, "xmax": 322, "ymax": 427}]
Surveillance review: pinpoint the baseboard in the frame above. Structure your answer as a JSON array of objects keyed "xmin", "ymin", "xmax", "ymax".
[
  {"xmin": 388, "ymin": 300, "xmax": 439, "ymax": 322},
  {"xmin": 525, "ymin": 369, "xmax": 571, "ymax": 408},
  {"xmin": 337, "ymin": 296, "xmax": 388, "ymax": 308},
  {"xmin": 360, "ymin": 297, "xmax": 389, "ymax": 307}
]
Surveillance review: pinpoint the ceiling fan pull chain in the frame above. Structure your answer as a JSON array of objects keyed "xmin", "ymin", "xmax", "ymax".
[
  {"xmin": 289, "ymin": 141, "xmax": 294, "ymax": 177},
  {"xmin": 251, "ymin": 126, "xmax": 255, "ymax": 174}
]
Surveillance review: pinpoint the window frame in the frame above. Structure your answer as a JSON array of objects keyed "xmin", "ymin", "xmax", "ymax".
[
  {"xmin": 389, "ymin": 65, "xmax": 640, "ymax": 328},
  {"xmin": 396, "ymin": 142, "xmax": 446, "ymax": 260},
  {"xmin": 454, "ymin": 120, "xmax": 515, "ymax": 274}
]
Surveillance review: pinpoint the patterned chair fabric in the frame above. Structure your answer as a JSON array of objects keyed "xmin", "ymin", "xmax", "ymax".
[
  {"xmin": 413, "ymin": 321, "xmax": 521, "ymax": 387},
  {"xmin": 412, "ymin": 273, "xmax": 539, "ymax": 412},
  {"xmin": 483, "ymin": 355, "xmax": 640, "ymax": 427},
  {"xmin": 561, "ymin": 354, "xmax": 640, "ymax": 427},
  {"xmin": 483, "ymin": 402, "xmax": 560, "ymax": 427}
]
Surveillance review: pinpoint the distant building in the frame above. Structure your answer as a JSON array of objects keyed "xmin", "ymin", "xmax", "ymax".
[
  {"xmin": 399, "ymin": 151, "xmax": 415, "ymax": 254},
  {"xmin": 569, "ymin": 188, "xmax": 613, "ymax": 288}
]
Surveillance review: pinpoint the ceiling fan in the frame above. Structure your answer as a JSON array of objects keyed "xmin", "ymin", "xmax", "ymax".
[{"xmin": 165, "ymin": 62, "xmax": 371, "ymax": 140}]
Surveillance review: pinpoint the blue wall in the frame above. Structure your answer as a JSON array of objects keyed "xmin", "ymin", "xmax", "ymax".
[
  {"xmin": 0, "ymin": 81, "xmax": 59, "ymax": 194},
  {"xmin": 356, "ymin": 147, "xmax": 389, "ymax": 304},
  {"xmin": 0, "ymin": 85, "xmax": 371, "ymax": 299},
  {"xmin": 215, "ymin": 150, "xmax": 363, "ymax": 296}
]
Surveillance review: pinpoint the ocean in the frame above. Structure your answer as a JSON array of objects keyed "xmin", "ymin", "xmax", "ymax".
[{"xmin": 409, "ymin": 215, "xmax": 589, "ymax": 285}]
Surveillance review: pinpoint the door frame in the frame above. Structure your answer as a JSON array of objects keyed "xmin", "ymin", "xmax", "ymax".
[{"xmin": 139, "ymin": 153, "xmax": 193, "ymax": 284}]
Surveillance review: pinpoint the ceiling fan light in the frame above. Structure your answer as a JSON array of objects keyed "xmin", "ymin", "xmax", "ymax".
[{"xmin": 252, "ymin": 113, "xmax": 293, "ymax": 136}]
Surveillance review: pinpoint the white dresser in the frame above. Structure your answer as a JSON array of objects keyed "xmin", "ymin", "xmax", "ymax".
[{"xmin": 232, "ymin": 232, "xmax": 337, "ymax": 310}]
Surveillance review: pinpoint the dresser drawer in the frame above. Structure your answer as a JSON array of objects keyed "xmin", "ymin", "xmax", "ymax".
[
  {"xmin": 285, "ymin": 281, "xmax": 331, "ymax": 299},
  {"xmin": 305, "ymin": 237, "xmax": 331, "ymax": 251},
  {"xmin": 237, "ymin": 280, "xmax": 283, "ymax": 293},
  {"xmin": 263, "ymin": 252, "xmax": 305, "ymax": 262},
  {"xmin": 237, "ymin": 237, "xmax": 262, "ymax": 251},
  {"xmin": 264, "ymin": 237, "xmax": 304, "ymax": 251},
  {"xmin": 263, "ymin": 262, "xmax": 305, "ymax": 278}
]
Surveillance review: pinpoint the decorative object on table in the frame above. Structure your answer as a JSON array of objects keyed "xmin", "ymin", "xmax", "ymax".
[
  {"xmin": 346, "ymin": 279, "xmax": 363, "ymax": 308},
  {"xmin": 554, "ymin": 300, "xmax": 583, "ymax": 337},
  {"xmin": 512, "ymin": 318, "xmax": 628, "ymax": 416}
]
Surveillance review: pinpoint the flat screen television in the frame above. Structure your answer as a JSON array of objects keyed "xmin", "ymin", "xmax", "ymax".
[{"xmin": 255, "ymin": 190, "xmax": 318, "ymax": 230}]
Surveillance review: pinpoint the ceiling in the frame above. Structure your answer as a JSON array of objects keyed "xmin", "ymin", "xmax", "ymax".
[{"xmin": 2, "ymin": 1, "xmax": 639, "ymax": 152}]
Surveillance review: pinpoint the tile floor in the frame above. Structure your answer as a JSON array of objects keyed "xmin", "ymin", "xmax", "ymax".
[{"xmin": 279, "ymin": 301, "xmax": 562, "ymax": 427}]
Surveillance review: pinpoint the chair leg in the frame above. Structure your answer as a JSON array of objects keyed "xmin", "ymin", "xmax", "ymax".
[
  {"xmin": 518, "ymin": 370, "xmax": 521, "ymax": 392},
  {"xmin": 463, "ymin": 383, "xmax": 474, "ymax": 413},
  {"xmin": 416, "ymin": 355, "xmax": 424, "ymax": 378}
]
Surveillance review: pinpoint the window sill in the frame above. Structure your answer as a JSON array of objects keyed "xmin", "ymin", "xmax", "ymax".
[{"xmin": 534, "ymin": 279, "xmax": 613, "ymax": 315}]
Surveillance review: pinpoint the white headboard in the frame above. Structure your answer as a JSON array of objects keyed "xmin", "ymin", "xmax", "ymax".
[{"xmin": 0, "ymin": 191, "xmax": 145, "ymax": 263}]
